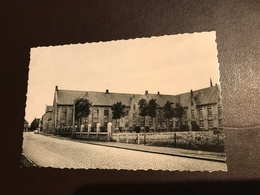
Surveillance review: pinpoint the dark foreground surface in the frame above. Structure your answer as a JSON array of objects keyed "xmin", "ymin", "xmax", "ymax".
[{"xmin": 20, "ymin": 153, "xmax": 37, "ymax": 168}]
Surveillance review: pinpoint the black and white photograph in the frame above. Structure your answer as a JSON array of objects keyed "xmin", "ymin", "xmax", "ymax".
[{"xmin": 22, "ymin": 31, "xmax": 227, "ymax": 172}]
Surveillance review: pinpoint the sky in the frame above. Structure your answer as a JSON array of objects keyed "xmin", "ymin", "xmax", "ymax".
[{"xmin": 25, "ymin": 31, "xmax": 220, "ymax": 123}]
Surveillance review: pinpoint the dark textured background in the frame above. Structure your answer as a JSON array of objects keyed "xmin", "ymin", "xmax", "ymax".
[{"xmin": 1, "ymin": 0, "xmax": 260, "ymax": 194}]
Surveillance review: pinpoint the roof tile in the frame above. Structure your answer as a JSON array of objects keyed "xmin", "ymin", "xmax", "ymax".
[{"xmin": 56, "ymin": 85, "xmax": 220, "ymax": 107}]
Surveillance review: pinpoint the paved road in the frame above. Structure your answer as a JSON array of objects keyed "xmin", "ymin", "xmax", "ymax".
[{"xmin": 22, "ymin": 132, "xmax": 227, "ymax": 171}]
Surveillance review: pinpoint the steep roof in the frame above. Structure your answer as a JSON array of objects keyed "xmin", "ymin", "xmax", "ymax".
[
  {"xmin": 144, "ymin": 93, "xmax": 180, "ymax": 107},
  {"xmin": 55, "ymin": 85, "xmax": 220, "ymax": 107},
  {"xmin": 56, "ymin": 90, "xmax": 135, "ymax": 106},
  {"xmin": 178, "ymin": 85, "xmax": 220, "ymax": 107}
]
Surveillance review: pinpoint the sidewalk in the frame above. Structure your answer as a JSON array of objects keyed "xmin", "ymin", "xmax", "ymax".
[
  {"xmin": 40, "ymin": 132, "xmax": 226, "ymax": 163},
  {"xmin": 82, "ymin": 140, "xmax": 226, "ymax": 163}
]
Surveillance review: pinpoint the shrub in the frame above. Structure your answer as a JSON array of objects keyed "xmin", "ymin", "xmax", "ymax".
[
  {"xmin": 191, "ymin": 121, "xmax": 200, "ymax": 131},
  {"xmin": 145, "ymin": 126, "xmax": 150, "ymax": 132},
  {"xmin": 179, "ymin": 125, "xmax": 189, "ymax": 131},
  {"xmin": 134, "ymin": 126, "xmax": 141, "ymax": 133}
]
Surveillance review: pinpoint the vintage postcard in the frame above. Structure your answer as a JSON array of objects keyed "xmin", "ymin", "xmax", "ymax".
[{"xmin": 22, "ymin": 31, "xmax": 227, "ymax": 172}]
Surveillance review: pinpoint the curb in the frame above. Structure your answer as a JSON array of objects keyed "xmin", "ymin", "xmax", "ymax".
[
  {"xmin": 82, "ymin": 141, "xmax": 226, "ymax": 163},
  {"xmin": 21, "ymin": 153, "xmax": 38, "ymax": 167}
]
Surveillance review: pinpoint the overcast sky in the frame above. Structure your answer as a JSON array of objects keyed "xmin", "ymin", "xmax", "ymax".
[{"xmin": 25, "ymin": 31, "xmax": 220, "ymax": 123}]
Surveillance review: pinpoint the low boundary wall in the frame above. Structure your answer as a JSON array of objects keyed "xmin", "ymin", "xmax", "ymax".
[
  {"xmin": 75, "ymin": 132, "xmax": 109, "ymax": 141},
  {"xmin": 111, "ymin": 131, "xmax": 225, "ymax": 152}
]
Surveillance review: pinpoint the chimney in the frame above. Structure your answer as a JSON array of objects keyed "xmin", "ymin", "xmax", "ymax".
[
  {"xmin": 210, "ymin": 78, "xmax": 213, "ymax": 87},
  {"xmin": 145, "ymin": 90, "xmax": 148, "ymax": 95},
  {"xmin": 55, "ymin": 86, "xmax": 58, "ymax": 91},
  {"xmin": 157, "ymin": 91, "xmax": 160, "ymax": 95},
  {"xmin": 106, "ymin": 89, "xmax": 109, "ymax": 93},
  {"xmin": 190, "ymin": 89, "xmax": 193, "ymax": 98}
]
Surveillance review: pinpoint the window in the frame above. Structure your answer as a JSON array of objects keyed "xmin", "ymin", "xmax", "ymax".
[
  {"xmin": 158, "ymin": 109, "xmax": 161, "ymax": 117},
  {"xmin": 207, "ymin": 106, "xmax": 212, "ymax": 117},
  {"xmin": 208, "ymin": 120, "xmax": 213, "ymax": 128},
  {"xmin": 133, "ymin": 113, "xmax": 136, "ymax": 119},
  {"xmin": 125, "ymin": 109, "xmax": 129, "ymax": 117},
  {"xmin": 175, "ymin": 121, "xmax": 179, "ymax": 128},
  {"xmin": 125, "ymin": 120, "xmax": 129, "ymax": 128},
  {"xmin": 219, "ymin": 119, "xmax": 223, "ymax": 126},
  {"xmin": 104, "ymin": 109, "xmax": 109, "ymax": 118},
  {"xmin": 61, "ymin": 118, "xmax": 66, "ymax": 125},
  {"xmin": 184, "ymin": 109, "xmax": 188, "ymax": 119},
  {"xmin": 82, "ymin": 117, "xmax": 88, "ymax": 124},
  {"xmin": 93, "ymin": 109, "xmax": 99, "ymax": 118},
  {"xmin": 158, "ymin": 118, "xmax": 162, "ymax": 127},
  {"xmin": 61, "ymin": 107, "xmax": 67, "ymax": 118},
  {"xmin": 199, "ymin": 120, "xmax": 204, "ymax": 127},
  {"xmin": 163, "ymin": 119, "xmax": 167, "ymax": 128},
  {"xmin": 140, "ymin": 117, "xmax": 145, "ymax": 127},
  {"xmin": 199, "ymin": 107, "xmax": 203, "ymax": 118},
  {"xmin": 149, "ymin": 118, "xmax": 152, "ymax": 127},
  {"xmin": 218, "ymin": 105, "xmax": 222, "ymax": 116},
  {"xmin": 169, "ymin": 119, "xmax": 173, "ymax": 128},
  {"xmin": 191, "ymin": 109, "xmax": 195, "ymax": 119},
  {"xmin": 60, "ymin": 108, "xmax": 67, "ymax": 126}
]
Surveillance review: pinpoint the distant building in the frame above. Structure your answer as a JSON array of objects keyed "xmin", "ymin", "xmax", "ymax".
[
  {"xmin": 24, "ymin": 119, "xmax": 29, "ymax": 131},
  {"xmin": 41, "ymin": 105, "xmax": 53, "ymax": 133}
]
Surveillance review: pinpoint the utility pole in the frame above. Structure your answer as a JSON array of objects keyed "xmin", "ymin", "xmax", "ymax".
[{"xmin": 72, "ymin": 100, "xmax": 75, "ymax": 138}]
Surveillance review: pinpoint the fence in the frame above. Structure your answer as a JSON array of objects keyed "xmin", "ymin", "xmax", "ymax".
[
  {"xmin": 75, "ymin": 132, "xmax": 109, "ymax": 141},
  {"xmin": 111, "ymin": 131, "xmax": 225, "ymax": 152}
]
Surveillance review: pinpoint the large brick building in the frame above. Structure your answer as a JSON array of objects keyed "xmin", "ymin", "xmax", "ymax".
[{"xmin": 41, "ymin": 82, "xmax": 222, "ymax": 134}]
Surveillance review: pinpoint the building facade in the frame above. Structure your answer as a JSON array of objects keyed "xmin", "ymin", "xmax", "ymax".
[
  {"xmin": 41, "ymin": 105, "xmax": 53, "ymax": 133},
  {"xmin": 24, "ymin": 119, "xmax": 29, "ymax": 131},
  {"xmin": 43, "ymin": 82, "xmax": 223, "ymax": 134}
]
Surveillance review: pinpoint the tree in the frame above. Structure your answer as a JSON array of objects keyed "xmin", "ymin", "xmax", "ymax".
[
  {"xmin": 163, "ymin": 101, "xmax": 175, "ymax": 130},
  {"xmin": 174, "ymin": 103, "xmax": 186, "ymax": 129},
  {"xmin": 74, "ymin": 98, "xmax": 92, "ymax": 129},
  {"xmin": 30, "ymin": 118, "xmax": 39, "ymax": 131},
  {"xmin": 147, "ymin": 99, "xmax": 158, "ymax": 130},
  {"xmin": 138, "ymin": 98, "xmax": 148, "ymax": 127},
  {"xmin": 111, "ymin": 102, "xmax": 126, "ymax": 130}
]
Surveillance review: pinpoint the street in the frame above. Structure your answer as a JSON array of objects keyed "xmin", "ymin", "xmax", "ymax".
[{"xmin": 22, "ymin": 132, "xmax": 227, "ymax": 171}]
